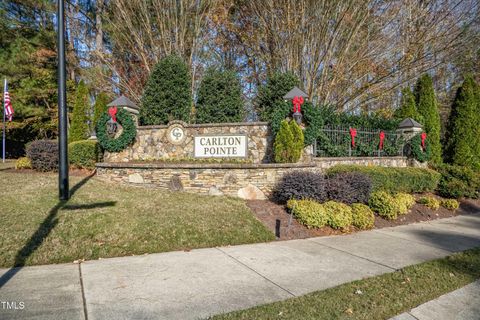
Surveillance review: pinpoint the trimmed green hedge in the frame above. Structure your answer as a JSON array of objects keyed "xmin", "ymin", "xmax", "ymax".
[
  {"xmin": 327, "ymin": 165, "xmax": 440, "ymax": 194},
  {"xmin": 68, "ymin": 140, "xmax": 102, "ymax": 169},
  {"xmin": 434, "ymin": 164, "xmax": 480, "ymax": 199}
]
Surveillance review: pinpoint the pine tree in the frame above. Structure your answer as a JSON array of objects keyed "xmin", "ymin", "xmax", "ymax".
[
  {"xmin": 69, "ymin": 80, "xmax": 90, "ymax": 142},
  {"xmin": 289, "ymin": 120, "xmax": 304, "ymax": 162},
  {"xmin": 140, "ymin": 55, "xmax": 192, "ymax": 125},
  {"xmin": 274, "ymin": 120, "xmax": 295, "ymax": 163},
  {"xmin": 415, "ymin": 74, "xmax": 442, "ymax": 164},
  {"xmin": 444, "ymin": 76, "xmax": 479, "ymax": 168},
  {"xmin": 195, "ymin": 68, "xmax": 244, "ymax": 123},
  {"xmin": 255, "ymin": 72, "xmax": 299, "ymax": 122},
  {"xmin": 92, "ymin": 92, "xmax": 110, "ymax": 128}
]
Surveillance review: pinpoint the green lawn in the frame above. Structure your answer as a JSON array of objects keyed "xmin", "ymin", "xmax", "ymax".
[
  {"xmin": 0, "ymin": 170, "xmax": 274, "ymax": 268},
  {"xmin": 212, "ymin": 248, "xmax": 480, "ymax": 320}
]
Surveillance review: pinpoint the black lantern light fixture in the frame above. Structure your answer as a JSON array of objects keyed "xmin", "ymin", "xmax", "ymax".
[{"xmin": 283, "ymin": 87, "xmax": 308, "ymax": 125}]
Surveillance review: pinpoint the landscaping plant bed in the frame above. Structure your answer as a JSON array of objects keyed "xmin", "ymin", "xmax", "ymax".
[{"xmin": 247, "ymin": 198, "xmax": 479, "ymax": 241}]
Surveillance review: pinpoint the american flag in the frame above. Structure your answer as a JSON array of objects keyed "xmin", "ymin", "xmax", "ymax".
[{"xmin": 4, "ymin": 82, "xmax": 14, "ymax": 122}]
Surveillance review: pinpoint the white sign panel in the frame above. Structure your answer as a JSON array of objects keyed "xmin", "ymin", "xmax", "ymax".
[{"xmin": 194, "ymin": 135, "xmax": 247, "ymax": 158}]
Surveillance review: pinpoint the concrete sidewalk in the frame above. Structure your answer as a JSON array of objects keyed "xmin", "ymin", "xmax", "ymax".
[
  {"xmin": 1, "ymin": 213, "xmax": 479, "ymax": 320},
  {"xmin": 391, "ymin": 280, "xmax": 480, "ymax": 320}
]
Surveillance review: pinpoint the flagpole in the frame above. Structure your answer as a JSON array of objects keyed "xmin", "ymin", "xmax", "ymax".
[{"xmin": 2, "ymin": 78, "xmax": 6, "ymax": 163}]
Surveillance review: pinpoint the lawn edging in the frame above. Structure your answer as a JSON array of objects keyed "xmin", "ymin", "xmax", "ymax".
[{"xmin": 211, "ymin": 247, "xmax": 480, "ymax": 320}]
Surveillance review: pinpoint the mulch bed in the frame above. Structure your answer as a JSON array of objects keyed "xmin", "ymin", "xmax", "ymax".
[{"xmin": 247, "ymin": 198, "xmax": 480, "ymax": 241}]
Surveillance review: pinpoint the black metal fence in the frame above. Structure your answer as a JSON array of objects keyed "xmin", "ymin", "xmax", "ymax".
[{"xmin": 314, "ymin": 125, "xmax": 404, "ymax": 157}]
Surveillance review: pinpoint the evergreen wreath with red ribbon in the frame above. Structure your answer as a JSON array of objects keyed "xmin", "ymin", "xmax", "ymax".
[
  {"xmin": 409, "ymin": 132, "xmax": 431, "ymax": 163},
  {"xmin": 96, "ymin": 107, "xmax": 136, "ymax": 152}
]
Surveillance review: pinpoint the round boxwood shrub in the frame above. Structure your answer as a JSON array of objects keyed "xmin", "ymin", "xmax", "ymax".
[
  {"xmin": 15, "ymin": 157, "xmax": 32, "ymax": 170},
  {"xmin": 287, "ymin": 199, "xmax": 328, "ymax": 228},
  {"xmin": 272, "ymin": 171, "xmax": 327, "ymax": 204},
  {"xmin": 369, "ymin": 191, "xmax": 398, "ymax": 220},
  {"xmin": 351, "ymin": 203, "xmax": 375, "ymax": 230},
  {"xmin": 69, "ymin": 140, "xmax": 102, "ymax": 169},
  {"xmin": 323, "ymin": 201, "xmax": 353, "ymax": 230},
  {"xmin": 326, "ymin": 172, "xmax": 372, "ymax": 204},
  {"xmin": 441, "ymin": 199, "xmax": 460, "ymax": 210},
  {"xmin": 26, "ymin": 140, "xmax": 58, "ymax": 172},
  {"xmin": 418, "ymin": 196, "xmax": 440, "ymax": 210},
  {"xmin": 394, "ymin": 193, "xmax": 416, "ymax": 215}
]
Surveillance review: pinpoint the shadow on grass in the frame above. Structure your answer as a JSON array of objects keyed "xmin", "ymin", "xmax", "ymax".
[{"xmin": 0, "ymin": 174, "xmax": 116, "ymax": 288}]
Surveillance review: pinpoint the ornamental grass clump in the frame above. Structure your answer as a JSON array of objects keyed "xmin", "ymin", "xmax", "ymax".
[
  {"xmin": 418, "ymin": 196, "xmax": 441, "ymax": 210},
  {"xmin": 369, "ymin": 191, "xmax": 398, "ymax": 220},
  {"xmin": 287, "ymin": 199, "xmax": 328, "ymax": 228},
  {"xmin": 351, "ymin": 203, "xmax": 375, "ymax": 230},
  {"xmin": 394, "ymin": 193, "xmax": 416, "ymax": 215},
  {"xmin": 441, "ymin": 199, "xmax": 460, "ymax": 210},
  {"xmin": 323, "ymin": 201, "xmax": 353, "ymax": 230}
]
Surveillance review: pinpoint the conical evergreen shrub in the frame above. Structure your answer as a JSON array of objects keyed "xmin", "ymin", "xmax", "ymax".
[
  {"xmin": 444, "ymin": 76, "xmax": 479, "ymax": 168},
  {"xmin": 415, "ymin": 74, "xmax": 442, "ymax": 164},
  {"xmin": 195, "ymin": 68, "xmax": 244, "ymax": 123},
  {"xmin": 289, "ymin": 120, "xmax": 304, "ymax": 162},
  {"xmin": 274, "ymin": 120, "xmax": 294, "ymax": 163},
  {"xmin": 140, "ymin": 55, "xmax": 192, "ymax": 125},
  {"xmin": 69, "ymin": 80, "xmax": 90, "ymax": 143}
]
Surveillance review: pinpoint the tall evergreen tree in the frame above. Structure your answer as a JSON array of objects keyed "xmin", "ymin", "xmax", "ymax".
[
  {"xmin": 92, "ymin": 92, "xmax": 110, "ymax": 128},
  {"xmin": 394, "ymin": 87, "xmax": 424, "ymax": 123},
  {"xmin": 195, "ymin": 68, "xmax": 244, "ymax": 123},
  {"xmin": 255, "ymin": 72, "xmax": 299, "ymax": 122},
  {"xmin": 139, "ymin": 55, "xmax": 192, "ymax": 125},
  {"xmin": 415, "ymin": 74, "xmax": 442, "ymax": 164},
  {"xmin": 69, "ymin": 81, "xmax": 90, "ymax": 142},
  {"xmin": 444, "ymin": 76, "xmax": 480, "ymax": 168}
]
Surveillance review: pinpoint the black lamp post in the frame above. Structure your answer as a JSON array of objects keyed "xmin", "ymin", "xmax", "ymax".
[{"xmin": 57, "ymin": 0, "xmax": 69, "ymax": 200}]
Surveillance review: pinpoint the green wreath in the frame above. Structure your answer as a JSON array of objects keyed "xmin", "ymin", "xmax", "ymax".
[
  {"xmin": 96, "ymin": 108, "xmax": 136, "ymax": 152},
  {"xmin": 409, "ymin": 132, "xmax": 430, "ymax": 163}
]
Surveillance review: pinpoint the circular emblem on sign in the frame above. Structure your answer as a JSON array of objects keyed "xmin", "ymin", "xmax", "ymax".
[{"xmin": 167, "ymin": 123, "xmax": 187, "ymax": 145}]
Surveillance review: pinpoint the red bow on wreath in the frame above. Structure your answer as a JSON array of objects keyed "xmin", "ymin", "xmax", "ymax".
[
  {"xmin": 108, "ymin": 106, "xmax": 118, "ymax": 122},
  {"xmin": 379, "ymin": 131, "xmax": 385, "ymax": 150},
  {"xmin": 292, "ymin": 96, "xmax": 304, "ymax": 113},
  {"xmin": 350, "ymin": 128, "xmax": 357, "ymax": 148},
  {"xmin": 421, "ymin": 132, "xmax": 427, "ymax": 150}
]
